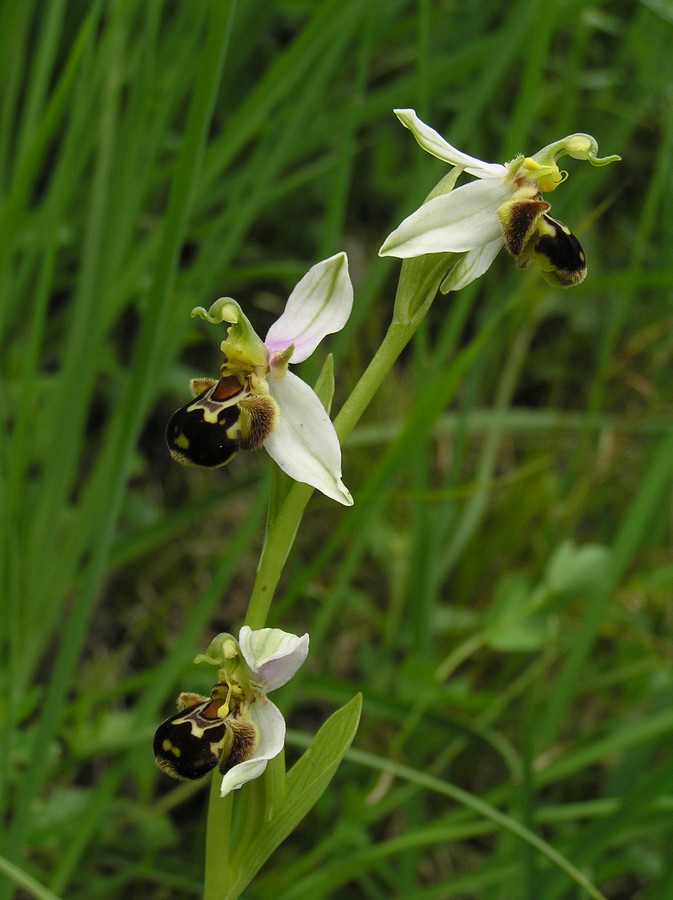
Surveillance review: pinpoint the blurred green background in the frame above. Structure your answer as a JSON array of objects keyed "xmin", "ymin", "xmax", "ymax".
[{"xmin": 2, "ymin": 0, "xmax": 673, "ymax": 897}]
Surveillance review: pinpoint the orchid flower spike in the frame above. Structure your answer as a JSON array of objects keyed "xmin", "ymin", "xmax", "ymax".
[
  {"xmin": 166, "ymin": 253, "xmax": 354, "ymax": 505},
  {"xmin": 154, "ymin": 626, "xmax": 309, "ymax": 796},
  {"xmin": 379, "ymin": 109, "xmax": 620, "ymax": 291}
]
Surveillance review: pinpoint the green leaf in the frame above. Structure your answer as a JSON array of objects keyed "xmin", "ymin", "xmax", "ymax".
[
  {"xmin": 486, "ymin": 616, "xmax": 547, "ymax": 652},
  {"xmin": 484, "ymin": 574, "xmax": 550, "ymax": 652},
  {"xmin": 313, "ymin": 353, "xmax": 336, "ymax": 413},
  {"xmin": 544, "ymin": 540, "xmax": 611, "ymax": 596},
  {"xmin": 226, "ymin": 693, "xmax": 362, "ymax": 898}
]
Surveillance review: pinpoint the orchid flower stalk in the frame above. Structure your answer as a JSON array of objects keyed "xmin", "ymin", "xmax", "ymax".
[{"xmin": 157, "ymin": 109, "xmax": 620, "ymax": 900}]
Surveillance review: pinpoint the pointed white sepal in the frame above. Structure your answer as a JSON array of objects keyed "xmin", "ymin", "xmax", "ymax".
[
  {"xmin": 441, "ymin": 237, "xmax": 504, "ymax": 292},
  {"xmin": 394, "ymin": 109, "xmax": 505, "ymax": 178},
  {"xmin": 239, "ymin": 626, "xmax": 310, "ymax": 691},
  {"xmin": 220, "ymin": 699, "xmax": 286, "ymax": 797},
  {"xmin": 265, "ymin": 253, "xmax": 353, "ymax": 364},
  {"xmin": 265, "ymin": 371, "xmax": 353, "ymax": 506},
  {"xmin": 380, "ymin": 178, "xmax": 510, "ymax": 258}
]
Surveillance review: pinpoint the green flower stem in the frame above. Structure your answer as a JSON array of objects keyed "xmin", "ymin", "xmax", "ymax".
[
  {"xmin": 333, "ymin": 319, "xmax": 418, "ymax": 442},
  {"xmin": 203, "ymin": 775, "xmax": 233, "ymax": 900},
  {"xmin": 245, "ymin": 480, "xmax": 313, "ymax": 630},
  {"xmin": 244, "ymin": 261, "xmax": 447, "ymax": 632},
  {"xmin": 207, "ymin": 260, "xmax": 447, "ymax": 897},
  {"xmin": 243, "ymin": 323, "xmax": 414, "ymax": 631}
]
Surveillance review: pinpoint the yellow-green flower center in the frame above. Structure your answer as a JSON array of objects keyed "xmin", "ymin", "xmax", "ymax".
[{"xmin": 508, "ymin": 156, "xmax": 565, "ymax": 194}]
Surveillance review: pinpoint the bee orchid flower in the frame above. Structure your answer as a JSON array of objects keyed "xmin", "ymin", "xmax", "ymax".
[
  {"xmin": 154, "ymin": 627, "xmax": 309, "ymax": 797},
  {"xmin": 166, "ymin": 253, "xmax": 354, "ymax": 505},
  {"xmin": 379, "ymin": 109, "xmax": 620, "ymax": 291}
]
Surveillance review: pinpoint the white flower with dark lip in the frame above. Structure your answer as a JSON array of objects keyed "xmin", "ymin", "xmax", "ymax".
[
  {"xmin": 166, "ymin": 253, "xmax": 353, "ymax": 505},
  {"xmin": 379, "ymin": 109, "xmax": 620, "ymax": 290},
  {"xmin": 194, "ymin": 627, "xmax": 310, "ymax": 797}
]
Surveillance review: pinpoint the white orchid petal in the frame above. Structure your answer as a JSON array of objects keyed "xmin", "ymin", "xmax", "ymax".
[
  {"xmin": 220, "ymin": 757, "xmax": 267, "ymax": 796},
  {"xmin": 220, "ymin": 700, "xmax": 285, "ymax": 797},
  {"xmin": 394, "ymin": 109, "xmax": 506, "ymax": 178},
  {"xmin": 441, "ymin": 237, "xmax": 504, "ymax": 293},
  {"xmin": 379, "ymin": 178, "xmax": 511, "ymax": 258},
  {"xmin": 238, "ymin": 626, "xmax": 309, "ymax": 691},
  {"xmin": 265, "ymin": 371, "xmax": 353, "ymax": 505},
  {"xmin": 264, "ymin": 253, "xmax": 353, "ymax": 363}
]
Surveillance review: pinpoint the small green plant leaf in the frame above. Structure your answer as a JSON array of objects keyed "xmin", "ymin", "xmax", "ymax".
[
  {"xmin": 313, "ymin": 353, "xmax": 336, "ymax": 413},
  {"xmin": 485, "ymin": 574, "xmax": 551, "ymax": 652},
  {"xmin": 226, "ymin": 693, "xmax": 362, "ymax": 898},
  {"xmin": 545, "ymin": 540, "xmax": 611, "ymax": 595}
]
